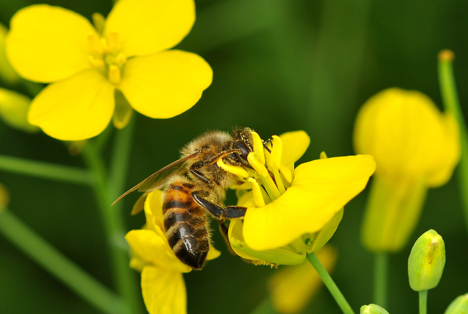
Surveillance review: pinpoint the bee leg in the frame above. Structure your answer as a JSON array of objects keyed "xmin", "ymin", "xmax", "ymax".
[
  {"xmin": 191, "ymin": 192, "xmax": 247, "ymax": 219},
  {"xmin": 189, "ymin": 161, "xmax": 211, "ymax": 184},
  {"xmin": 218, "ymin": 221, "xmax": 236, "ymax": 255}
]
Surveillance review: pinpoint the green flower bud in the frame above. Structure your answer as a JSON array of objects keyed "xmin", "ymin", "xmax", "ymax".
[
  {"xmin": 444, "ymin": 293, "xmax": 468, "ymax": 314},
  {"xmin": 0, "ymin": 88, "xmax": 39, "ymax": 133},
  {"xmin": 408, "ymin": 229, "xmax": 445, "ymax": 291},
  {"xmin": 0, "ymin": 23, "xmax": 20, "ymax": 85},
  {"xmin": 360, "ymin": 304, "xmax": 389, "ymax": 314}
]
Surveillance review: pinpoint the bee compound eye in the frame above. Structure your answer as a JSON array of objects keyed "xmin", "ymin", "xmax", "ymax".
[{"xmin": 233, "ymin": 141, "xmax": 250, "ymax": 160}]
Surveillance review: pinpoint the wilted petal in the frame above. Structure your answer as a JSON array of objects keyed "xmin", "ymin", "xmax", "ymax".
[
  {"xmin": 28, "ymin": 69, "xmax": 114, "ymax": 141},
  {"xmin": 120, "ymin": 50, "xmax": 212, "ymax": 119},
  {"xmin": 105, "ymin": 0, "xmax": 195, "ymax": 57},
  {"xmin": 244, "ymin": 155, "xmax": 375, "ymax": 250},
  {"xmin": 6, "ymin": 5, "xmax": 95, "ymax": 82},
  {"xmin": 141, "ymin": 266, "xmax": 187, "ymax": 314}
]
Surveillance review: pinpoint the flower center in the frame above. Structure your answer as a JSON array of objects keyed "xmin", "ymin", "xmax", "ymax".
[
  {"xmin": 218, "ymin": 131, "xmax": 293, "ymax": 208},
  {"xmin": 87, "ymin": 14, "xmax": 126, "ymax": 86}
]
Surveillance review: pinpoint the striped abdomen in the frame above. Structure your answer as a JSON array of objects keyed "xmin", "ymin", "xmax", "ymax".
[{"xmin": 163, "ymin": 181, "xmax": 209, "ymax": 270}]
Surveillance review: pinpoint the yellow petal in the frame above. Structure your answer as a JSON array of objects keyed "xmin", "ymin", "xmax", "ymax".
[
  {"xmin": 28, "ymin": 69, "xmax": 114, "ymax": 141},
  {"xmin": 113, "ymin": 89, "xmax": 133, "ymax": 129},
  {"xmin": 6, "ymin": 5, "xmax": 95, "ymax": 82},
  {"xmin": 229, "ymin": 219, "xmax": 306, "ymax": 266},
  {"xmin": 144, "ymin": 190, "xmax": 165, "ymax": 232},
  {"xmin": 126, "ymin": 229, "xmax": 191, "ymax": 273},
  {"xmin": 206, "ymin": 243, "xmax": 221, "ymax": 261},
  {"xmin": 362, "ymin": 175, "xmax": 427, "ymax": 252},
  {"xmin": 426, "ymin": 113, "xmax": 460, "ymax": 187},
  {"xmin": 104, "ymin": 0, "xmax": 195, "ymax": 56},
  {"xmin": 120, "ymin": 50, "xmax": 212, "ymax": 118},
  {"xmin": 279, "ymin": 131, "xmax": 310, "ymax": 166},
  {"xmin": 244, "ymin": 155, "xmax": 376, "ymax": 250},
  {"xmin": 308, "ymin": 208, "xmax": 344, "ymax": 253},
  {"xmin": 269, "ymin": 246, "xmax": 338, "ymax": 314},
  {"xmin": 354, "ymin": 88, "xmax": 460, "ymax": 186},
  {"xmin": 141, "ymin": 267, "xmax": 187, "ymax": 314}
]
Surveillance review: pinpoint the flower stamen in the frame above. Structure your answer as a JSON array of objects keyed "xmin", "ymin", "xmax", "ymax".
[
  {"xmin": 108, "ymin": 65, "xmax": 121, "ymax": 85},
  {"xmin": 217, "ymin": 159, "xmax": 249, "ymax": 178},
  {"xmin": 247, "ymin": 153, "xmax": 281, "ymax": 200},
  {"xmin": 251, "ymin": 131, "xmax": 265, "ymax": 164},
  {"xmin": 248, "ymin": 178, "xmax": 266, "ymax": 207}
]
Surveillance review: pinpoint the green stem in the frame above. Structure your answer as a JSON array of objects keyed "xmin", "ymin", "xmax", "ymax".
[
  {"xmin": 81, "ymin": 124, "xmax": 140, "ymax": 314},
  {"xmin": 307, "ymin": 252, "xmax": 355, "ymax": 314},
  {"xmin": 374, "ymin": 252, "xmax": 388, "ymax": 308},
  {"xmin": 0, "ymin": 154, "xmax": 92, "ymax": 185},
  {"xmin": 438, "ymin": 50, "xmax": 468, "ymax": 238},
  {"xmin": 0, "ymin": 210, "xmax": 123, "ymax": 314},
  {"xmin": 419, "ymin": 290, "xmax": 428, "ymax": 314},
  {"xmin": 250, "ymin": 295, "xmax": 277, "ymax": 314},
  {"xmin": 108, "ymin": 118, "xmax": 142, "ymax": 313}
]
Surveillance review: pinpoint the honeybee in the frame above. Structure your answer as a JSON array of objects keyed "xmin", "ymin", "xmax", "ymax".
[{"xmin": 114, "ymin": 127, "xmax": 256, "ymax": 270}]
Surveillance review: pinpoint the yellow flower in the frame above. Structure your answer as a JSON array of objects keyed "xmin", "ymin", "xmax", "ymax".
[
  {"xmin": 268, "ymin": 245, "xmax": 338, "ymax": 314},
  {"xmin": 354, "ymin": 88, "xmax": 460, "ymax": 252},
  {"xmin": 0, "ymin": 88, "xmax": 39, "ymax": 133},
  {"xmin": 221, "ymin": 130, "xmax": 375, "ymax": 265},
  {"xmin": 126, "ymin": 190, "xmax": 219, "ymax": 314},
  {"xmin": 6, "ymin": 0, "xmax": 213, "ymax": 140}
]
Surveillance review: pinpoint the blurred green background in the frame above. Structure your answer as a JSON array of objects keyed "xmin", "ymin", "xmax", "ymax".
[{"xmin": 1, "ymin": 0, "xmax": 468, "ymax": 313}]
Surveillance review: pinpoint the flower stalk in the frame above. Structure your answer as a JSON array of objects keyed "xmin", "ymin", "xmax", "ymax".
[
  {"xmin": 419, "ymin": 290, "xmax": 428, "ymax": 314},
  {"xmin": 307, "ymin": 252, "xmax": 355, "ymax": 314},
  {"xmin": 0, "ymin": 153, "xmax": 92, "ymax": 185},
  {"xmin": 438, "ymin": 50, "xmax": 468, "ymax": 237},
  {"xmin": 374, "ymin": 252, "xmax": 388, "ymax": 308},
  {"xmin": 81, "ymin": 119, "xmax": 141, "ymax": 314}
]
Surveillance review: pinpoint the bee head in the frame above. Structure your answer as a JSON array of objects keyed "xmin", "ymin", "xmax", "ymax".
[{"xmin": 231, "ymin": 127, "xmax": 255, "ymax": 166}]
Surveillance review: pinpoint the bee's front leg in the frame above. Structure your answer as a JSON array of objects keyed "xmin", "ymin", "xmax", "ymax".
[{"xmin": 191, "ymin": 192, "xmax": 247, "ymax": 219}]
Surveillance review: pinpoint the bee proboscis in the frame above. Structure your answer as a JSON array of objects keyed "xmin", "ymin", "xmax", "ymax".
[{"xmin": 114, "ymin": 127, "xmax": 255, "ymax": 269}]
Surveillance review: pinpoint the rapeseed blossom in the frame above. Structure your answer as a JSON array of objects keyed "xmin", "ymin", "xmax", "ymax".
[
  {"xmin": 219, "ymin": 130, "xmax": 375, "ymax": 265},
  {"xmin": 7, "ymin": 0, "xmax": 212, "ymax": 140},
  {"xmin": 126, "ymin": 190, "xmax": 220, "ymax": 314},
  {"xmin": 354, "ymin": 88, "xmax": 460, "ymax": 252}
]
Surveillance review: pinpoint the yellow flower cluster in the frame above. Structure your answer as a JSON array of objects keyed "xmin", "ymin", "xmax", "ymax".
[{"xmin": 6, "ymin": 0, "xmax": 212, "ymax": 140}]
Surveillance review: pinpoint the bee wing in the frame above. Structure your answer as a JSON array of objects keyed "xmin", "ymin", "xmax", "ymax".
[{"xmin": 112, "ymin": 152, "xmax": 199, "ymax": 206}]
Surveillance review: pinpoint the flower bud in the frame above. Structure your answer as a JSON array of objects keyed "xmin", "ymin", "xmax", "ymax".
[
  {"xmin": 360, "ymin": 304, "xmax": 389, "ymax": 314},
  {"xmin": 408, "ymin": 229, "xmax": 445, "ymax": 291},
  {"xmin": 0, "ymin": 23, "xmax": 20, "ymax": 85},
  {"xmin": 0, "ymin": 88, "xmax": 38, "ymax": 133},
  {"xmin": 444, "ymin": 294, "xmax": 468, "ymax": 314}
]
